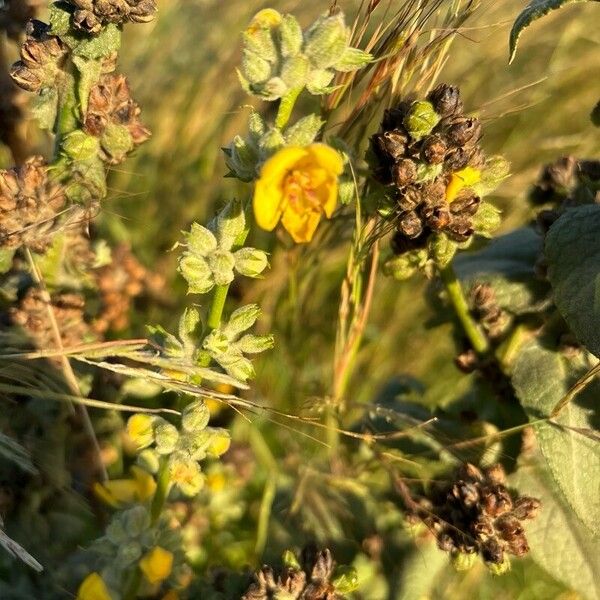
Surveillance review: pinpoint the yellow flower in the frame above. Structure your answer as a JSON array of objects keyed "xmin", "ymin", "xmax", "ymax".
[
  {"xmin": 445, "ymin": 166, "xmax": 481, "ymax": 203},
  {"xmin": 127, "ymin": 414, "xmax": 155, "ymax": 449},
  {"xmin": 246, "ymin": 9, "xmax": 282, "ymax": 34},
  {"xmin": 93, "ymin": 466, "xmax": 156, "ymax": 508},
  {"xmin": 76, "ymin": 572, "xmax": 112, "ymax": 600},
  {"xmin": 139, "ymin": 546, "xmax": 174, "ymax": 585},
  {"xmin": 253, "ymin": 144, "xmax": 344, "ymax": 243}
]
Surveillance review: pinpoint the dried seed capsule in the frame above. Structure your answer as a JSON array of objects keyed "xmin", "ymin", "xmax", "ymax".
[
  {"xmin": 446, "ymin": 117, "xmax": 482, "ymax": 147},
  {"xmin": 398, "ymin": 211, "xmax": 423, "ymax": 239},
  {"xmin": 421, "ymin": 179, "xmax": 447, "ymax": 205},
  {"xmin": 450, "ymin": 192, "xmax": 480, "ymax": 216},
  {"xmin": 397, "ymin": 186, "xmax": 422, "ymax": 211},
  {"xmin": 377, "ymin": 129, "xmax": 409, "ymax": 162},
  {"xmin": 445, "ymin": 147, "xmax": 471, "ymax": 171},
  {"xmin": 420, "ymin": 134, "xmax": 448, "ymax": 164},
  {"xmin": 445, "ymin": 215, "xmax": 473, "ymax": 243},
  {"xmin": 512, "ymin": 496, "xmax": 541, "ymax": 520},
  {"xmin": 481, "ymin": 539, "xmax": 504, "ymax": 565},
  {"xmin": 481, "ymin": 484, "xmax": 513, "ymax": 517},
  {"xmin": 427, "ymin": 84, "xmax": 463, "ymax": 118},
  {"xmin": 507, "ymin": 535, "xmax": 529, "ymax": 557},
  {"xmin": 421, "ymin": 202, "xmax": 450, "ymax": 230},
  {"xmin": 392, "ymin": 158, "xmax": 418, "ymax": 188}
]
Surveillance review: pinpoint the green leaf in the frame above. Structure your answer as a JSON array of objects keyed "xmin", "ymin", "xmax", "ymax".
[
  {"xmin": 512, "ymin": 339, "xmax": 600, "ymax": 536},
  {"xmin": 455, "ymin": 227, "xmax": 551, "ymax": 315},
  {"xmin": 284, "ymin": 114, "xmax": 324, "ymax": 146},
  {"xmin": 30, "ymin": 88, "xmax": 59, "ymax": 131},
  {"xmin": 61, "ymin": 23, "xmax": 122, "ymax": 60},
  {"xmin": 395, "ymin": 540, "xmax": 448, "ymax": 600},
  {"xmin": 72, "ymin": 56, "xmax": 102, "ymax": 114},
  {"xmin": 546, "ymin": 204, "xmax": 600, "ymax": 357},
  {"xmin": 510, "ymin": 458, "xmax": 600, "ymax": 600},
  {"xmin": 509, "ymin": 0, "xmax": 597, "ymax": 64},
  {"xmin": 48, "ymin": 2, "xmax": 72, "ymax": 36}
]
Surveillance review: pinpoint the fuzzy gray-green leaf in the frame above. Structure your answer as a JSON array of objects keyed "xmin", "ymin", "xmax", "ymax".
[
  {"xmin": 546, "ymin": 204, "xmax": 600, "ymax": 357},
  {"xmin": 512, "ymin": 339, "xmax": 600, "ymax": 536},
  {"xmin": 509, "ymin": 0, "xmax": 596, "ymax": 64}
]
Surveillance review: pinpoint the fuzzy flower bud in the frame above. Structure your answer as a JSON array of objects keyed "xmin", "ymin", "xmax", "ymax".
[
  {"xmin": 403, "ymin": 101, "xmax": 441, "ymax": 141},
  {"xmin": 154, "ymin": 421, "xmax": 180, "ymax": 455},
  {"xmin": 233, "ymin": 247, "xmax": 269, "ymax": 278},
  {"xmin": 181, "ymin": 400, "xmax": 211, "ymax": 433}
]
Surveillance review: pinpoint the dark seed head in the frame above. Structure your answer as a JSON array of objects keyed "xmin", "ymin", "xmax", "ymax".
[
  {"xmin": 420, "ymin": 134, "xmax": 448, "ymax": 164},
  {"xmin": 393, "ymin": 159, "xmax": 418, "ymax": 188},
  {"xmin": 397, "ymin": 186, "xmax": 422, "ymax": 211},
  {"xmin": 427, "ymin": 84, "xmax": 463, "ymax": 118},
  {"xmin": 421, "ymin": 202, "xmax": 450, "ymax": 230},
  {"xmin": 512, "ymin": 496, "xmax": 541, "ymax": 520},
  {"xmin": 446, "ymin": 117, "xmax": 482, "ymax": 147},
  {"xmin": 482, "ymin": 539, "xmax": 505, "ymax": 564},
  {"xmin": 398, "ymin": 211, "xmax": 424, "ymax": 239},
  {"xmin": 449, "ymin": 192, "xmax": 481, "ymax": 217}
]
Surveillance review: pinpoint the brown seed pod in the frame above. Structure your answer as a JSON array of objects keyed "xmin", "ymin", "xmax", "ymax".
[
  {"xmin": 398, "ymin": 211, "xmax": 424, "ymax": 239},
  {"xmin": 450, "ymin": 192, "xmax": 481, "ymax": 217},
  {"xmin": 446, "ymin": 117, "xmax": 482, "ymax": 147},
  {"xmin": 421, "ymin": 202, "xmax": 450, "ymax": 230},
  {"xmin": 397, "ymin": 186, "xmax": 422, "ymax": 211},
  {"xmin": 420, "ymin": 133, "xmax": 448, "ymax": 164},
  {"xmin": 427, "ymin": 84, "xmax": 463, "ymax": 118},
  {"xmin": 445, "ymin": 215, "xmax": 473, "ymax": 243},
  {"xmin": 392, "ymin": 158, "xmax": 418, "ymax": 188}
]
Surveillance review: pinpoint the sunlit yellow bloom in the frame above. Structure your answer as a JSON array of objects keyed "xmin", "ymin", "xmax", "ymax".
[
  {"xmin": 127, "ymin": 414, "xmax": 155, "ymax": 449},
  {"xmin": 246, "ymin": 9, "xmax": 282, "ymax": 34},
  {"xmin": 445, "ymin": 166, "xmax": 481, "ymax": 203},
  {"xmin": 206, "ymin": 472, "xmax": 227, "ymax": 492},
  {"xmin": 254, "ymin": 144, "xmax": 344, "ymax": 243},
  {"xmin": 140, "ymin": 546, "xmax": 174, "ymax": 585},
  {"xmin": 93, "ymin": 466, "xmax": 156, "ymax": 508},
  {"xmin": 162, "ymin": 591, "xmax": 179, "ymax": 600},
  {"xmin": 76, "ymin": 572, "xmax": 112, "ymax": 600}
]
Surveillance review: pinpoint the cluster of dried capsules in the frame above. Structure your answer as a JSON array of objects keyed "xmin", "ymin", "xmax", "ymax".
[
  {"xmin": 409, "ymin": 464, "xmax": 540, "ymax": 574},
  {"xmin": 67, "ymin": 0, "xmax": 157, "ymax": 34},
  {"xmin": 371, "ymin": 84, "xmax": 487, "ymax": 254}
]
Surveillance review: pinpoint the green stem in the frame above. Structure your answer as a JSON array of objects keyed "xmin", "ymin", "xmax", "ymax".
[
  {"xmin": 275, "ymin": 87, "xmax": 302, "ymax": 129},
  {"xmin": 439, "ymin": 262, "xmax": 489, "ymax": 355},
  {"xmin": 150, "ymin": 456, "xmax": 171, "ymax": 525},
  {"xmin": 207, "ymin": 284, "xmax": 230, "ymax": 331},
  {"xmin": 123, "ymin": 568, "xmax": 142, "ymax": 600}
]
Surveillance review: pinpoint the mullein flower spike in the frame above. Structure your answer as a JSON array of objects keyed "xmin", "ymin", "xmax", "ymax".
[
  {"xmin": 371, "ymin": 84, "xmax": 509, "ymax": 279},
  {"xmin": 239, "ymin": 9, "xmax": 371, "ymax": 101}
]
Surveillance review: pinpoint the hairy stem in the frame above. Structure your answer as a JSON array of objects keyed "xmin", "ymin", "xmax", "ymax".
[{"xmin": 439, "ymin": 262, "xmax": 489, "ymax": 355}]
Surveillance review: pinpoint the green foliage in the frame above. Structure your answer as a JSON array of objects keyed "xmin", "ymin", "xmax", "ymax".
[
  {"xmin": 509, "ymin": 0, "xmax": 598, "ymax": 63},
  {"xmin": 546, "ymin": 204, "xmax": 600, "ymax": 357},
  {"xmin": 512, "ymin": 339, "xmax": 600, "ymax": 536}
]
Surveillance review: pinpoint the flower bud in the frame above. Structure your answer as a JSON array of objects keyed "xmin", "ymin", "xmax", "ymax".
[
  {"xmin": 306, "ymin": 68, "xmax": 335, "ymax": 95},
  {"xmin": 117, "ymin": 540, "xmax": 143, "ymax": 565},
  {"xmin": 334, "ymin": 47, "xmax": 372, "ymax": 72},
  {"xmin": 178, "ymin": 254, "xmax": 213, "ymax": 294},
  {"xmin": 62, "ymin": 131, "xmax": 101, "ymax": 161},
  {"xmin": 331, "ymin": 566, "xmax": 359, "ymax": 593},
  {"xmin": 237, "ymin": 334, "xmax": 275, "ymax": 354},
  {"xmin": 106, "ymin": 520, "xmax": 127, "ymax": 544},
  {"xmin": 182, "ymin": 400, "xmax": 210, "ymax": 433},
  {"xmin": 137, "ymin": 448, "xmax": 160, "ymax": 474},
  {"xmin": 383, "ymin": 250, "xmax": 426, "ymax": 281},
  {"xmin": 282, "ymin": 549, "xmax": 301, "ymax": 570},
  {"xmin": 154, "ymin": 421, "xmax": 180, "ymax": 455},
  {"xmin": 472, "ymin": 202, "xmax": 501, "ymax": 237},
  {"xmin": 168, "ymin": 452, "xmax": 204, "ymax": 496},
  {"xmin": 207, "ymin": 249, "xmax": 236, "ymax": 286},
  {"xmin": 304, "ymin": 13, "xmax": 349, "ymax": 69},
  {"xmin": 451, "ymin": 550, "xmax": 477, "ymax": 572},
  {"xmin": 242, "ymin": 50, "xmax": 272, "ymax": 84},
  {"xmin": 218, "ymin": 352, "xmax": 255, "ymax": 382},
  {"xmin": 224, "ymin": 304, "xmax": 261, "ymax": 337},
  {"xmin": 100, "ymin": 123, "xmax": 135, "ymax": 165},
  {"xmin": 279, "ymin": 14, "xmax": 303, "ymax": 57},
  {"xmin": 122, "ymin": 505, "xmax": 150, "ymax": 537},
  {"xmin": 206, "ymin": 429, "xmax": 231, "ymax": 457},
  {"xmin": 403, "ymin": 101, "xmax": 440, "ymax": 141},
  {"xmin": 215, "ymin": 199, "xmax": 246, "ymax": 248},
  {"xmin": 260, "ymin": 76, "xmax": 289, "ymax": 101},
  {"xmin": 281, "ymin": 55, "xmax": 310, "ymax": 88},
  {"xmin": 284, "ymin": 114, "xmax": 324, "ymax": 147},
  {"xmin": 127, "ymin": 414, "xmax": 156, "ymax": 450},
  {"xmin": 234, "ymin": 247, "xmax": 269, "ymax": 278},
  {"xmin": 429, "ymin": 233, "xmax": 457, "ymax": 268}
]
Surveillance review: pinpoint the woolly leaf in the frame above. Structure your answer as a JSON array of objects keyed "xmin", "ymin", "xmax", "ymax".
[
  {"xmin": 509, "ymin": 0, "xmax": 597, "ymax": 64},
  {"xmin": 72, "ymin": 56, "xmax": 102, "ymax": 114},
  {"xmin": 512, "ymin": 339, "xmax": 600, "ymax": 536},
  {"xmin": 511, "ymin": 458, "xmax": 600, "ymax": 600},
  {"xmin": 30, "ymin": 88, "xmax": 59, "ymax": 131},
  {"xmin": 546, "ymin": 204, "xmax": 600, "ymax": 357},
  {"xmin": 455, "ymin": 227, "xmax": 550, "ymax": 315}
]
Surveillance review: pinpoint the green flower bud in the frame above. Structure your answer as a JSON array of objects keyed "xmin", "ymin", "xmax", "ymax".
[
  {"xmin": 279, "ymin": 14, "xmax": 303, "ymax": 57},
  {"xmin": 243, "ymin": 27, "xmax": 278, "ymax": 64},
  {"xmin": 332, "ymin": 566, "xmax": 359, "ymax": 593},
  {"xmin": 179, "ymin": 306, "xmax": 201, "ymax": 340},
  {"xmin": 236, "ymin": 334, "xmax": 275, "ymax": 354},
  {"xmin": 137, "ymin": 449, "xmax": 160, "ymax": 474},
  {"xmin": 178, "ymin": 430, "xmax": 211, "ymax": 461},
  {"xmin": 486, "ymin": 556, "xmax": 511, "ymax": 576},
  {"xmin": 217, "ymin": 352, "xmax": 255, "ymax": 382},
  {"xmin": 207, "ymin": 249, "xmax": 236, "ymax": 286},
  {"xmin": 225, "ymin": 135, "xmax": 259, "ymax": 182},
  {"xmin": 429, "ymin": 233, "xmax": 457, "ymax": 268},
  {"xmin": 403, "ymin": 101, "xmax": 441, "ymax": 141},
  {"xmin": 473, "ymin": 156, "xmax": 511, "ymax": 196},
  {"xmin": 248, "ymin": 111, "xmax": 266, "ymax": 140},
  {"xmin": 284, "ymin": 114, "xmax": 324, "ymax": 146},
  {"xmin": 334, "ymin": 47, "xmax": 372, "ymax": 72},
  {"xmin": 185, "ymin": 223, "xmax": 218, "ymax": 256},
  {"xmin": 154, "ymin": 421, "xmax": 180, "ymax": 455},
  {"xmin": 203, "ymin": 330, "xmax": 230, "ymax": 356},
  {"xmin": 451, "ymin": 551, "xmax": 478, "ymax": 572},
  {"xmin": 122, "ymin": 506, "xmax": 150, "ymax": 537},
  {"xmin": 117, "ymin": 541, "xmax": 143, "ymax": 565},
  {"xmin": 182, "ymin": 400, "xmax": 210, "ymax": 433},
  {"xmin": 258, "ymin": 128, "xmax": 286, "ymax": 158},
  {"xmin": 306, "ymin": 68, "xmax": 335, "ymax": 95},
  {"xmin": 304, "ymin": 13, "xmax": 349, "ymax": 69},
  {"xmin": 338, "ymin": 179, "xmax": 355, "ymax": 205},
  {"xmin": 282, "ymin": 549, "xmax": 301, "ymax": 570},
  {"xmin": 224, "ymin": 304, "xmax": 261, "ymax": 337},
  {"xmin": 234, "ymin": 247, "xmax": 269, "ymax": 278},
  {"xmin": 242, "ymin": 49, "xmax": 272, "ymax": 84},
  {"xmin": 415, "ymin": 162, "xmax": 443, "ymax": 183},
  {"xmin": 215, "ymin": 199, "xmax": 246, "ymax": 249},
  {"xmin": 178, "ymin": 254, "xmax": 214, "ymax": 294},
  {"xmin": 280, "ymin": 55, "xmax": 310, "ymax": 88},
  {"xmin": 62, "ymin": 131, "xmax": 100, "ymax": 161},
  {"xmin": 472, "ymin": 202, "xmax": 501, "ymax": 237},
  {"xmin": 383, "ymin": 249, "xmax": 427, "ymax": 281},
  {"xmin": 106, "ymin": 520, "xmax": 128, "ymax": 545},
  {"xmin": 100, "ymin": 123, "xmax": 134, "ymax": 164},
  {"xmin": 168, "ymin": 452, "xmax": 204, "ymax": 497},
  {"xmin": 259, "ymin": 76, "xmax": 289, "ymax": 101}
]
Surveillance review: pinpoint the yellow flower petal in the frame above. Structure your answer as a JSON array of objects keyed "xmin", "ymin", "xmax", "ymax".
[
  {"xmin": 281, "ymin": 206, "xmax": 322, "ymax": 243},
  {"xmin": 77, "ymin": 573, "xmax": 112, "ymax": 600},
  {"xmin": 446, "ymin": 166, "xmax": 481, "ymax": 203},
  {"xmin": 93, "ymin": 467, "xmax": 156, "ymax": 508},
  {"xmin": 307, "ymin": 143, "xmax": 344, "ymax": 176},
  {"xmin": 247, "ymin": 8, "xmax": 282, "ymax": 34},
  {"xmin": 131, "ymin": 466, "xmax": 157, "ymax": 501},
  {"xmin": 254, "ymin": 147, "xmax": 309, "ymax": 231},
  {"xmin": 140, "ymin": 546, "xmax": 174, "ymax": 585},
  {"xmin": 321, "ymin": 180, "xmax": 339, "ymax": 218}
]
